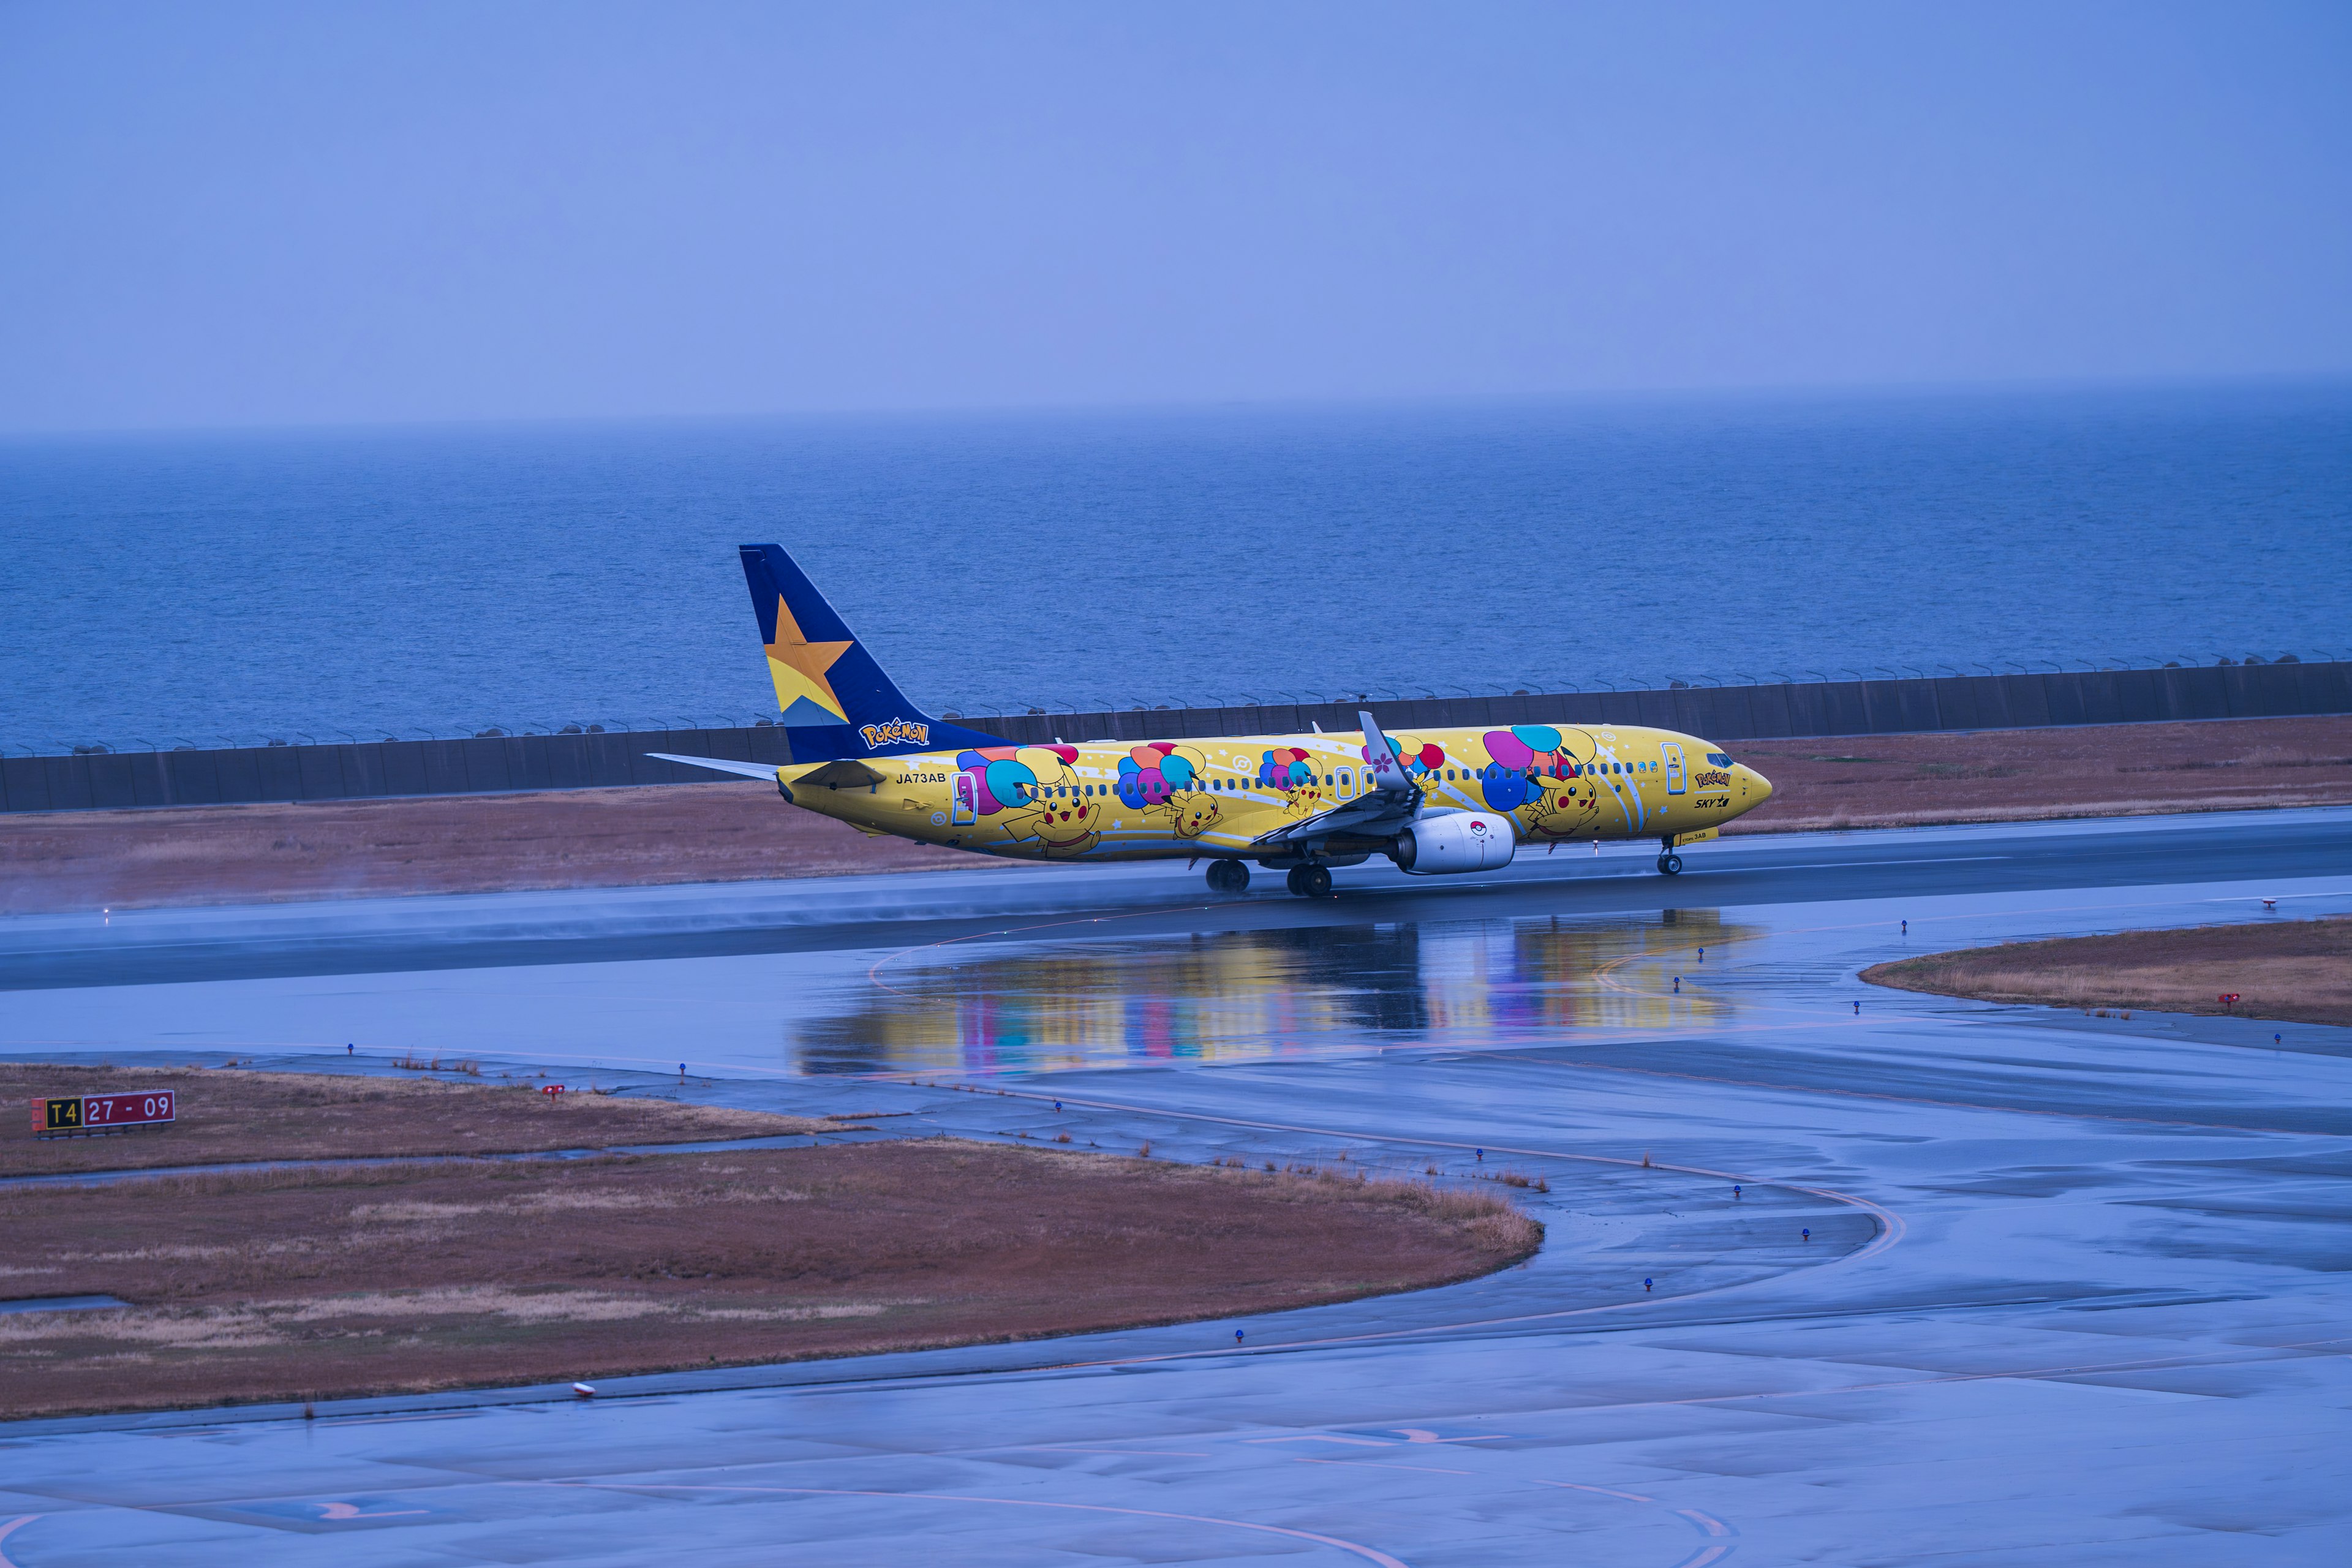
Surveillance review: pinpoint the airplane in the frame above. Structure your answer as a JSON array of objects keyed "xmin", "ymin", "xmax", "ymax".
[{"xmin": 657, "ymin": 544, "xmax": 1776, "ymax": 896}]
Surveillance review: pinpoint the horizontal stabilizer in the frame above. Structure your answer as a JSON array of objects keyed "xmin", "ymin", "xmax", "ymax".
[{"xmin": 647, "ymin": 753, "xmax": 780, "ymax": 782}]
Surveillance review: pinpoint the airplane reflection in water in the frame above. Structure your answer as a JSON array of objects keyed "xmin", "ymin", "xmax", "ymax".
[{"xmin": 795, "ymin": 908, "xmax": 1753, "ymax": 1076}]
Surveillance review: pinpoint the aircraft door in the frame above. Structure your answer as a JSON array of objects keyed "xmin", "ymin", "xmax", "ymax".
[
  {"xmin": 1661, "ymin": 742, "xmax": 1686, "ymax": 794},
  {"xmin": 1337, "ymin": 766, "xmax": 1357, "ymax": 800},
  {"xmin": 952, "ymin": 772, "xmax": 978, "ymax": 825}
]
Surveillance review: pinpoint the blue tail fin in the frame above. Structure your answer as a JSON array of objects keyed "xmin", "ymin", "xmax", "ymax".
[{"xmin": 739, "ymin": 544, "xmax": 1009, "ymax": 761}]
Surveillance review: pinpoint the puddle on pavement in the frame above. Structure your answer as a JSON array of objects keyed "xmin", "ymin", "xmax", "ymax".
[{"xmin": 794, "ymin": 908, "xmax": 1758, "ymax": 1074}]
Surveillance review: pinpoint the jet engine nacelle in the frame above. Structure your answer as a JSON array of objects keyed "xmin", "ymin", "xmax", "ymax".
[{"xmin": 1392, "ymin": 812, "xmax": 1516, "ymax": 874}]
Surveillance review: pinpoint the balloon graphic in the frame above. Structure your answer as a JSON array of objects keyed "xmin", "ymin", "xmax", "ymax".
[
  {"xmin": 1474, "ymin": 726, "xmax": 1568, "ymax": 812},
  {"xmin": 1484, "ymin": 730, "xmax": 1536, "ymax": 771},
  {"xmin": 956, "ymin": 747, "xmax": 1037, "ymax": 816},
  {"xmin": 1478, "ymin": 764, "xmax": 1534, "ymax": 812},
  {"xmin": 985, "ymin": 758, "xmax": 1039, "ymax": 812},
  {"xmin": 1116, "ymin": 742, "xmax": 1201, "ymax": 809},
  {"xmin": 1258, "ymin": 748, "xmax": 1314, "ymax": 791}
]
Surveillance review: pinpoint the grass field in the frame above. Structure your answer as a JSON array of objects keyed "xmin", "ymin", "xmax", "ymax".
[
  {"xmin": 0, "ymin": 1067, "xmax": 1539, "ymax": 1419},
  {"xmin": 1861, "ymin": 916, "xmax": 2352, "ymax": 1027},
  {"xmin": 1728, "ymin": 715, "xmax": 2352, "ymax": 834}
]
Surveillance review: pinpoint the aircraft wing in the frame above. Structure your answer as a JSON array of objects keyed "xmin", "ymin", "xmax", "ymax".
[
  {"xmin": 1249, "ymin": 709, "xmax": 1425, "ymax": 850},
  {"xmin": 647, "ymin": 752, "xmax": 783, "ymax": 782}
]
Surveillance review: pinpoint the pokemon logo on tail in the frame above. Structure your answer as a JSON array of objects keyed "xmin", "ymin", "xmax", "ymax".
[
  {"xmin": 652, "ymin": 544, "xmax": 1776, "ymax": 895},
  {"xmin": 861, "ymin": 720, "xmax": 930, "ymax": 750}
]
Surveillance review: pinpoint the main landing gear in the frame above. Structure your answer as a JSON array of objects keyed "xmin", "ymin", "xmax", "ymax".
[
  {"xmin": 1205, "ymin": 859, "xmax": 1250, "ymax": 894},
  {"xmin": 1284, "ymin": 864, "xmax": 1334, "ymax": 898}
]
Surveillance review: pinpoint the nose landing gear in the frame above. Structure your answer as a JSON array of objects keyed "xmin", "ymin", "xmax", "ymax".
[
  {"xmin": 1205, "ymin": 859, "xmax": 1250, "ymax": 894},
  {"xmin": 1656, "ymin": 837, "xmax": 1685, "ymax": 876},
  {"xmin": 1284, "ymin": 864, "xmax": 1334, "ymax": 897}
]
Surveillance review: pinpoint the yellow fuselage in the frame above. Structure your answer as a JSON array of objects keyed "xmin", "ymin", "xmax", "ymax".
[{"xmin": 781, "ymin": 722, "xmax": 1772, "ymax": 863}]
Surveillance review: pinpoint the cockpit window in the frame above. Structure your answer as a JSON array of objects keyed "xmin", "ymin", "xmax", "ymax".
[{"xmin": 1706, "ymin": 752, "xmax": 1733, "ymax": 767}]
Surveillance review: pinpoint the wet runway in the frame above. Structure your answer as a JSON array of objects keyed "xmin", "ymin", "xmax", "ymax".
[{"xmin": 4, "ymin": 810, "xmax": 2350, "ymax": 1565}]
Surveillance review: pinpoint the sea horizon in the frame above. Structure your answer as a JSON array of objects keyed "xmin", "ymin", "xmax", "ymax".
[{"xmin": 4, "ymin": 379, "xmax": 2347, "ymax": 753}]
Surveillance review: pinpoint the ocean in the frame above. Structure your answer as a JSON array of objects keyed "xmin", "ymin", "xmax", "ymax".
[{"xmin": 2, "ymin": 382, "xmax": 2347, "ymax": 753}]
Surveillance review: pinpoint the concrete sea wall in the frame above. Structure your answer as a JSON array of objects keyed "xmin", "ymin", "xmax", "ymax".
[{"xmin": 7, "ymin": 661, "xmax": 2347, "ymax": 813}]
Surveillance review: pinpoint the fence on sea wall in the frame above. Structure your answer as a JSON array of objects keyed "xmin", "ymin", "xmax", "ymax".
[{"xmin": 6, "ymin": 660, "xmax": 2348, "ymax": 813}]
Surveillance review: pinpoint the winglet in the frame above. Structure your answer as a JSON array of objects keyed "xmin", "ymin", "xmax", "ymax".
[{"xmin": 1358, "ymin": 710, "xmax": 1418, "ymax": 799}]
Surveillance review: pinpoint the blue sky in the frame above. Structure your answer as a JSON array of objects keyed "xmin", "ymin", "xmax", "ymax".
[{"xmin": 2, "ymin": 1, "xmax": 2346, "ymax": 432}]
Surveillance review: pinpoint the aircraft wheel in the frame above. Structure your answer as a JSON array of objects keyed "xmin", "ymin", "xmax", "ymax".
[
  {"xmin": 1284, "ymin": 865, "xmax": 1309, "ymax": 895},
  {"xmin": 1206, "ymin": 859, "xmax": 1248, "ymax": 894},
  {"xmin": 1657, "ymin": 853, "xmax": 1684, "ymax": 876},
  {"xmin": 1301, "ymin": 864, "xmax": 1334, "ymax": 897}
]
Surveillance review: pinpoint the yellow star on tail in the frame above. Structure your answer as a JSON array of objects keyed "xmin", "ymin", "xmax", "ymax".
[{"xmin": 765, "ymin": 597, "xmax": 852, "ymax": 721}]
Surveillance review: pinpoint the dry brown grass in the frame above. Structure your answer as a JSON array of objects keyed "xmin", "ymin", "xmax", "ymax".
[
  {"xmin": 0, "ymin": 780, "xmax": 1018, "ymax": 913},
  {"xmin": 1862, "ymin": 917, "xmax": 2352, "ymax": 1026},
  {"xmin": 0, "ymin": 1139, "xmax": 1540, "ymax": 1419},
  {"xmin": 0, "ymin": 1063, "xmax": 833, "ymax": 1177},
  {"xmin": 1729, "ymin": 715, "xmax": 2352, "ymax": 835}
]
